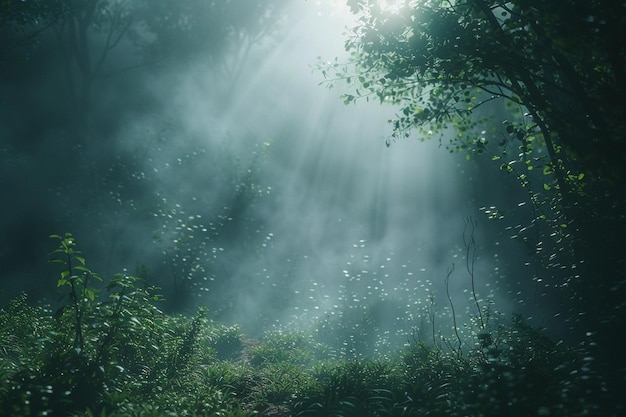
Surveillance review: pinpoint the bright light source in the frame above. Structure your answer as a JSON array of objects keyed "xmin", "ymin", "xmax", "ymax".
[{"xmin": 377, "ymin": 0, "xmax": 407, "ymax": 14}]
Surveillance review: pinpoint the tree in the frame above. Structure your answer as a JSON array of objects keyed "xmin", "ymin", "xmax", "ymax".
[
  {"xmin": 0, "ymin": 1, "xmax": 285, "ymax": 311},
  {"xmin": 1, "ymin": 0, "xmax": 289, "ymax": 142},
  {"xmin": 328, "ymin": 0, "xmax": 625, "ymax": 407},
  {"xmin": 49, "ymin": 0, "xmax": 133, "ymax": 139},
  {"xmin": 132, "ymin": 0, "xmax": 288, "ymax": 88}
]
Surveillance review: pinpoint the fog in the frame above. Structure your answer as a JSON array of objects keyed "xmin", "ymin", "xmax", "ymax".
[{"xmin": 0, "ymin": 1, "xmax": 545, "ymax": 355}]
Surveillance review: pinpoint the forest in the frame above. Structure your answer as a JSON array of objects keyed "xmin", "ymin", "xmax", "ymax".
[{"xmin": 1, "ymin": 0, "xmax": 624, "ymax": 416}]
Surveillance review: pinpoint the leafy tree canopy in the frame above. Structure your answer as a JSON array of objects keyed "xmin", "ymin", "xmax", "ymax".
[
  {"xmin": 337, "ymin": 0, "xmax": 625, "ymax": 180},
  {"xmin": 327, "ymin": 0, "xmax": 626, "ymax": 275}
]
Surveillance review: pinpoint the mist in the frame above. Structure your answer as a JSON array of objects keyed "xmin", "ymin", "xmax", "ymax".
[{"xmin": 0, "ymin": 0, "xmax": 543, "ymax": 355}]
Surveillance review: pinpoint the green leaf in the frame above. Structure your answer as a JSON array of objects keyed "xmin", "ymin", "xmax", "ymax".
[{"xmin": 84, "ymin": 288, "xmax": 96, "ymax": 302}]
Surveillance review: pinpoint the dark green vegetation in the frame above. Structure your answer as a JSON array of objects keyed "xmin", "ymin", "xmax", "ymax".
[
  {"xmin": 324, "ymin": 0, "xmax": 626, "ymax": 411},
  {"xmin": 0, "ymin": 234, "xmax": 607, "ymax": 416}
]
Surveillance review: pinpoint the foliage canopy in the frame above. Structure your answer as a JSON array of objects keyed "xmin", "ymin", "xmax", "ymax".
[
  {"xmin": 330, "ymin": 0, "xmax": 626, "ymax": 219},
  {"xmin": 339, "ymin": 1, "xmax": 625, "ymax": 170}
]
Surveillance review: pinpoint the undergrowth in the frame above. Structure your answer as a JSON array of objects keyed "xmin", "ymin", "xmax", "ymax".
[{"xmin": 0, "ymin": 234, "xmax": 609, "ymax": 416}]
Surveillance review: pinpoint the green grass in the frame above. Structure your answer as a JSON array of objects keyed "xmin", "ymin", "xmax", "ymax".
[
  {"xmin": 0, "ymin": 235, "xmax": 610, "ymax": 416},
  {"xmin": 0, "ymin": 294, "xmax": 607, "ymax": 417}
]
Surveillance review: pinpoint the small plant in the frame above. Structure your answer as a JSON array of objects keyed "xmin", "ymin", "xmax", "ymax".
[
  {"xmin": 49, "ymin": 232, "xmax": 102, "ymax": 352},
  {"xmin": 165, "ymin": 307, "xmax": 207, "ymax": 379}
]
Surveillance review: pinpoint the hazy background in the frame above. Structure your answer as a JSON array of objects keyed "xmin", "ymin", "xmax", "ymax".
[{"xmin": 0, "ymin": 0, "xmax": 549, "ymax": 354}]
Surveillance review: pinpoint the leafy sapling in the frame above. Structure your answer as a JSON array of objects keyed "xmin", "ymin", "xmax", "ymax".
[{"xmin": 49, "ymin": 233, "xmax": 102, "ymax": 352}]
